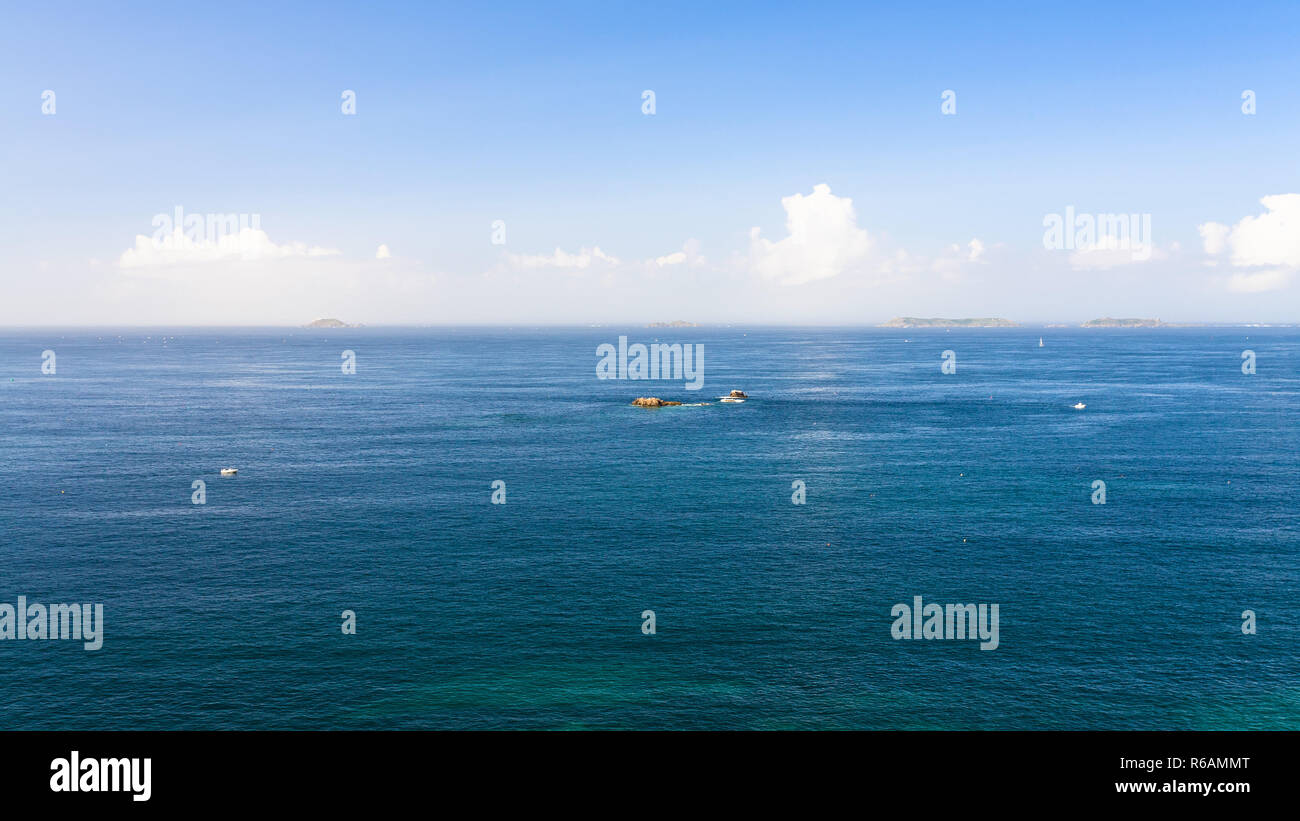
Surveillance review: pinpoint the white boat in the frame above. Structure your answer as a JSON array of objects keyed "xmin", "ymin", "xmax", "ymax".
[
  {"xmin": 1039, "ymin": 337, "xmax": 1044, "ymax": 347},
  {"xmin": 1071, "ymin": 403, "xmax": 1086, "ymax": 410},
  {"xmin": 220, "ymin": 468, "xmax": 238, "ymax": 475}
]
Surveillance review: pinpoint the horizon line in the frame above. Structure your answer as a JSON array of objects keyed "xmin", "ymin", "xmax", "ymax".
[{"xmin": 1, "ymin": 321, "xmax": 1296, "ymax": 330}]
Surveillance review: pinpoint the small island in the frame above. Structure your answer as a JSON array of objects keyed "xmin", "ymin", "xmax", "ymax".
[
  {"xmin": 304, "ymin": 318, "xmax": 363, "ymax": 328},
  {"xmin": 879, "ymin": 317, "xmax": 1018, "ymax": 328},
  {"xmin": 631, "ymin": 397, "xmax": 683, "ymax": 407},
  {"xmin": 633, "ymin": 390, "xmax": 746, "ymax": 408},
  {"xmin": 1081, "ymin": 317, "xmax": 1166, "ymax": 328},
  {"xmin": 647, "ymin": 320, "xmax": 698, "ymax": 328}
]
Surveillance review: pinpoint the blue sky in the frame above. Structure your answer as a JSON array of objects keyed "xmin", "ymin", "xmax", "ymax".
[{"xmin": 3, "ymin": 1, "xmax": 1298, "ymax": 324}]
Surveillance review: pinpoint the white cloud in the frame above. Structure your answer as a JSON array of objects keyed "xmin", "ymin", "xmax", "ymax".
[
  {"xmin": 506, "ymin": 245, "xmax": 620, "ymax": 270},
  {"xmin": 1200, "ymin": 194, "xmax": 1300, "ymax": 268},
  {"xmin": 932, "ymin": 239, "xmax": 989, "ymax": 281},
  {"xmin": 1068, "ymin": 235, "xmax": 1166, "ymax": 270},
  {"xmin": 1198, "ymin": 222, "xmax": 1230, "ymax": 256},
  {"xmin": 1226, "ymin": 269, "xmax": 1294, "ymax": 293},
  {"xmin": 499, "ymin": 187, "xmax": 972, "ymax": 294},
  {"xmin": 749, "ymin": 183, "xmax": 873, "ymax": 285},
  {"xmin": 376, "ymin": 244, "xmax": 391, "ymax": 259},
  {"xmin": 1199, "ymin": 194, "xmax": 1300, "ymax": 292},
  {"xmin": 652, "ymin": 239, "xmax": 705, "ymax": 268},
  {"xmin": 118, "ymin": 227, "xmax": 340, "ymax": 268}
]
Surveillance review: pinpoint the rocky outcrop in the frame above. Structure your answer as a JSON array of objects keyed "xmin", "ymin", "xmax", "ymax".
[
  {"xmin": 727, "ymin": 390, "xmax": 748, "ymax": 398},
  {"xmin": 631, "ymin": 397, "xmax": 683, "ymax": 407}
]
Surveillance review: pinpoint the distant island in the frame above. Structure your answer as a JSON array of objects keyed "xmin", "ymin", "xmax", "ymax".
[
  {"xmin": 1080, "ymin": 317, "xmax": 1166, "ymax": 328},
  {"xmin": 647, "ymin": 320, "xmax": 698, "ymax": 328},
  {"xmin": 304, "ymin": 318, "xmax": 363, "ymax": 328},
  {"xmin": 879, "ymin": 317, "xmax": 1019, "ymax": 328}
]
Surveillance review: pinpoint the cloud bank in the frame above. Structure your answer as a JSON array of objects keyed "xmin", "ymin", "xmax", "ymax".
[
  {"xmin": 118, "ymin": 227, "xmax": 340, "ymax": 268},
  {"xmin": 1200, "ymin": 194, "xmax": 1300, "ymax": 292}
]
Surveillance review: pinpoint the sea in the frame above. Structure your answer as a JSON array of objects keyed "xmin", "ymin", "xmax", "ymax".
[{"xmin": 1, "ymin": 326, "xmax": 1296, "ymax": 729}]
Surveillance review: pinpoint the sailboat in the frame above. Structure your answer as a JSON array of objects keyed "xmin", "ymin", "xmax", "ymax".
[{"xmin": 1038, "ymin": 337, "xmax": 1044, "ymax": 347}]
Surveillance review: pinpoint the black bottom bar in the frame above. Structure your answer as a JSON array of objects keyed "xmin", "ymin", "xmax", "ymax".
[{"xmin": 3, "ymin": 731, "xmax": 1287, "ymax": 808}]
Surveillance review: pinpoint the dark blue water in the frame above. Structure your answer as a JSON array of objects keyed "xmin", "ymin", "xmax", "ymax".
[{"xmin": 1, "ymin": 327, "xmax": 1296, "ymax": 729}]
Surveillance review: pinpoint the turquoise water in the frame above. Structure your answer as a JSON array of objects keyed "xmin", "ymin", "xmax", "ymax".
[{"xmin": 0, "ymin": 327, "xmax": 1296, "ymax": 729}]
